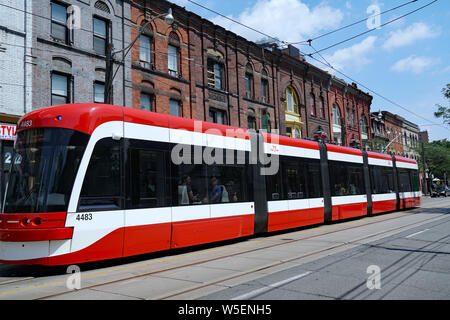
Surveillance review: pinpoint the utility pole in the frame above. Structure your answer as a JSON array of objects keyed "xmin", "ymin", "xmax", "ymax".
[
  {"xmin": 421, "ymin": 141, "xmax": 428, "ymax": 195},
  {"xmin": 104, "ymin": 43, "xmax": 114, "ymax": 104}
]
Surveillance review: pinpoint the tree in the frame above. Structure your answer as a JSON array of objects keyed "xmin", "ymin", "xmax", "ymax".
[
  {"xmin": 434, "ymin": 84, "xmax": 450, "ymax": 125},
  {"xmin": 423, "ymin": 139, "xmax": 450, "ymax": 181}
]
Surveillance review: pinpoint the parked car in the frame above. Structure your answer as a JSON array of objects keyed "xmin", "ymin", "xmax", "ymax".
[{"xmin": 431, "ymin": 185, "xmax": 450, "ymax": 197}]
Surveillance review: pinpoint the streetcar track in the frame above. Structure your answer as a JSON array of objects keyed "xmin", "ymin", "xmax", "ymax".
[
  {"xmin": 155, "ymin": 214, "xmax": 450, "ymax": 300},
  {"xmin": 27, "ymin": 205, "xmax": 448, "ymax": 300}
]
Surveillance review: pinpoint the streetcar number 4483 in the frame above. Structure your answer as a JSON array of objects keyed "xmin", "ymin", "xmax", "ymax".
[{"xmin": 76, "ymin": 213, "xmax": 93, "ymax": 221}]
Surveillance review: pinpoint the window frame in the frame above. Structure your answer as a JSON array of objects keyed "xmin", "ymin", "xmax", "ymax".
[
  {"xmin": 207, "ymin": 59, "xmax": 224, "ymax": 90},
  {"xmin": 78, "ymin": 138, "xmax": 123, "ymax": 212},
  {"xmin": 51, "ymin": 1, "xmax": 68, "ymax": 44},
  {"xmin": 310, "ymin": 93, "xmax": 316, "ymax": 116},
  {"xmin": 168, "ymin": 44, "xmax": 179, "ymax": 77},
  {"xmin": 139, "ymin": 34, "xmax": 152, "ymax": 69},
  {"xmin": 93, "ymin": 16, "xmax": 109, "ymax": 55},
  {"xmin": 140, "ymin": 92, "xmax": 154, "ymax": 111},
  {"xmin": 51, "ymin": 71, "xmax": 71, "ymax": 105},
  {"xmin": 319, "ymin": 96, "xmax": 325, "ymax": 119},
  {"xmin": 209, "ymin": 108, "xmax": 227, "ymax": 125},
  {"xmin": 286, "ymin": 86, "xmax": 299, "ymax": 114},
  {"xmin": 93, "ymin": 81, "xmax": 105, "ymax": 103},
  {"xmin": 169, "ymin": 99, "xmax": 181, "ymax": 117}
]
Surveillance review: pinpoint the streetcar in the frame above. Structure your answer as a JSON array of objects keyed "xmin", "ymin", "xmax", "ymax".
[{"xmin": 0, "ymin": 104, "xmax": 421, "ymax": 265}]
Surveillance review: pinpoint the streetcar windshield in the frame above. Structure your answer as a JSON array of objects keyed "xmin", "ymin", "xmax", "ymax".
[{"xmin": 3, "ymin": 128, "xmax": 89, "ymax": 213}]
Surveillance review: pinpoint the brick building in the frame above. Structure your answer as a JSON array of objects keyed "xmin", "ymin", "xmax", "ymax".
[
  {"xmin": 328, "ymin": 77, "xmax": 372, "ymax": 148},
  {"xmin": 370, "ymin": 110, "xmax": 389, "ymax": 153},
  {"xmin": 31, "ymin": 0, "xmax": 132, "ymax": 109},
  {"xmin": 401, "ymin": 118, "xmax": 420, "ymax": 160},
  {"xmin": 129, "ymin": 0, "xmax": 372, "ymax": 144},
  {"xmin": 129, "ymin": 0, "xmax": 279, "ymax": 132},
  {"xmin": 0, "ymin": 0, "xmax": 373, "ymax": 145},
  {"xmin": 278, "ymin": 46, "xmax": 332, "ymax": 140},
  {"xmin": 382, "ymin": 111, "xmax": 404, "ymax": 155}
]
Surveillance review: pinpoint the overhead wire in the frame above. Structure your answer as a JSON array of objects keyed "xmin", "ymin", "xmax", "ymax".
[
  {"xmin": 1, "ymin": 0, "xmax": 447, "ymax": 132},
  {"xmin": 309, "ymin": 0, "xmax": 438, "ymax": 55},
  {"xmin": 289, "ymin": 0, "xmax": 420, "ymax": 45},
  {"xmin": 185, "ymin": 0, "xmax": 448, "ymax": 132}
]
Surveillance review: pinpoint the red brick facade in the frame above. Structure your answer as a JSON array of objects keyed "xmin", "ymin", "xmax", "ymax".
[
  {"xmin": 130, "ymin": 0, "xmax": 372, "ymax": 145},
  {"xmin": 383, "ymin": 111, "xmax": 404, "ymax": 155},
  {"xmin": 328, "ymin": 78, "xmax": 372, "ymax": 148}
]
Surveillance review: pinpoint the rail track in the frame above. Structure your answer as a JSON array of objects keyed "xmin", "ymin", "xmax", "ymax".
[{"xmin": 0, "ymin": 199, "xmax": 448, "ymax": 300}]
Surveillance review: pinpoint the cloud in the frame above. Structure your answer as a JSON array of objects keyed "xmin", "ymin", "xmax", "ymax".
[
  {"xmin": 210, "ymin": 0, "xmax": 343, "ymax": 43},
  {"xmin": 390, "ymin": 56, "xmax": 439, "ymax": 74},
  {"xmin": 382, "ymin": 22, "xmax": 440, "ymax": 51},
  {"xmin": 322, "ymin": 36, "xmax": 377, "ymax": 72}
]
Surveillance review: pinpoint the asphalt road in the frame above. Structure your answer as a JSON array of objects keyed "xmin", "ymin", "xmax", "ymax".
[
  {"xmin": 204, "ymin": 197, "xmax": 450, "ymax": 300},
  {"xmin": 0, "ymin": 196, "xmax": 448, "ymax": 300}
]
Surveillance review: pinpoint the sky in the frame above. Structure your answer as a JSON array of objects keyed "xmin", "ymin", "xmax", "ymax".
[{"xmin": 170, "ymin": 0, "xmax": 450, "ymax": 141}]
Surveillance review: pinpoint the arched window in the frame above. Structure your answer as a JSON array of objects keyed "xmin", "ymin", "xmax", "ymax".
[
  {"xmin": 94, "ymin": 1, "xmax": 110, "ymax": 14},
  {"xmin": 168, "ymin": 32, "xmax": 180, "ymax": 77},
  {"xmin": 245, "ymin": 63, "xmax": 254, "ymax": 99},
  {"xmin": 261, "ymin": 69, "xmax": 269, "ymax": 103},
  {"xmin": 310, "ymin": 93, "xmax": 316, "ymax": 116},
  {"xmin": 332, "ymin": 103, "xmax": 342, "ymax": 145},
  {"xmin": 319, "ymin": 96, "xmax": 325, "ymax": 118},
  {"xmin": 332, "ymin": 103, "xmax": 341, "ymax": 125},
  {"xmin": 207, "ymin": 49, "xmax": 225, "ymax": 90},
  {"xmin": 139, "ymin": 21, "xmax": 153, "ymax": 69},
  {"xmin": 360, "ymin": 115, "xmax": 368, "ymax": 135},
  {"xmin": 286, "ymin": 86, "xmax": 299, "ymax": 114}
]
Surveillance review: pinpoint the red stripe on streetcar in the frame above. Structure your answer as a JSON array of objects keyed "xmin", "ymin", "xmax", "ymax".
[
  {"xmin": 372, "ymin": 199, "xmax": 397, "ymax": 214},
  {"xmin": 0, "ymin": 227, "xmax": 73, "ymax": 242},
  {"xmin": 262, "ymin": 132, "xmax": 320, "ymax": 150},
  {"xmin": 326, "ymin": 143, "xmax": 363, "ymax": 157}
]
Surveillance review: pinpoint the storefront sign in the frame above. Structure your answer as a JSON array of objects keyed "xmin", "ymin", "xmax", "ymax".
[{"xmin": 0, "ymin": 124, "xmax": 17, "ymax": 140}]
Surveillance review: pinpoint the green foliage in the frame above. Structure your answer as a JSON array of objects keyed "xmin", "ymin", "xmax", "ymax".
[
  {"xmin": 424, "ymin": 139, "xmax": 450, "ymax": 179},
  {"xmin": 370, "ymin": 137, "xmax": 388, "ymax": 153},
  {"xmin": 434, "ymin": 84, "xmax": 450, "ymax": 125}
]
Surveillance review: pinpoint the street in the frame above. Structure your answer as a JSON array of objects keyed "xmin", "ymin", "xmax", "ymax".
[{"xmin": 0, "ymin": 196, "xmax": 448, "ymax": 300}]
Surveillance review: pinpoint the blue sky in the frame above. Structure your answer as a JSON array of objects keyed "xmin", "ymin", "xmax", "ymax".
[{"xmin": 172, "ymin": 0, "xmax": 450, "ymax": 141}]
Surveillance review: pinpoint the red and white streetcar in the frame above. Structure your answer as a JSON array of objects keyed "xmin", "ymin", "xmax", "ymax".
[{"xmin": 0, "ymin": 104, "xmax": 421, "ymax": 265}]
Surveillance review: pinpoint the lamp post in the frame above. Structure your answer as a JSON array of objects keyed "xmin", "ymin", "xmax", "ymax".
[
  {"xmin": 381, "ymin": 130, "xmax": 402, "ymax": 154},
  {"xmin": 104, "ymin": 8, "xmax": 174, "ymax": 104}
]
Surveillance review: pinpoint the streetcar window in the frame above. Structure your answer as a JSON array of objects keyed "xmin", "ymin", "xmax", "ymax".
[
  {"xmin": 4, "ymin": 128, "xmax": 89, "ymax": 213},
  {"xmin": 307, "ymin": 160, "xmax": 323, "ymax": 198},
  {"xmin": 398, "ymin": 168, "xmax": 412, "ymax": 192},
  {"xmin": 410, "ymin": 169, "xmax": 420, "ymax": 192},
  {"xmin": 174, "ymin": 164, "xmax": 208, "ymax": 206},
  {"xmin": 266, "ymin": 159, "xmax": 283, "ymax": 201},
  {"xmin": 369, "ymin": 166, "xmax": 395, "ymax": 194},
  {"xmin": 282, "ymin": 157, "xmax": 307, "ymax": 200},
  {"xmin": 79, "ymin": 138, "xmax": 122, "ymax": 211},
  {"xmin": 329, "ymin": 161, "xmax": 365, "ymax": 197},
  {"xmin": 265, "ymin": 156, "xmax": 323, "ymax": 201},
  {"xmin": 128, "ymin": 148, "xmax": 167, "ymax": 209},
  {"xmin": 207, "ymin": 164, "xmax": 251, "ymax": 203}
]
